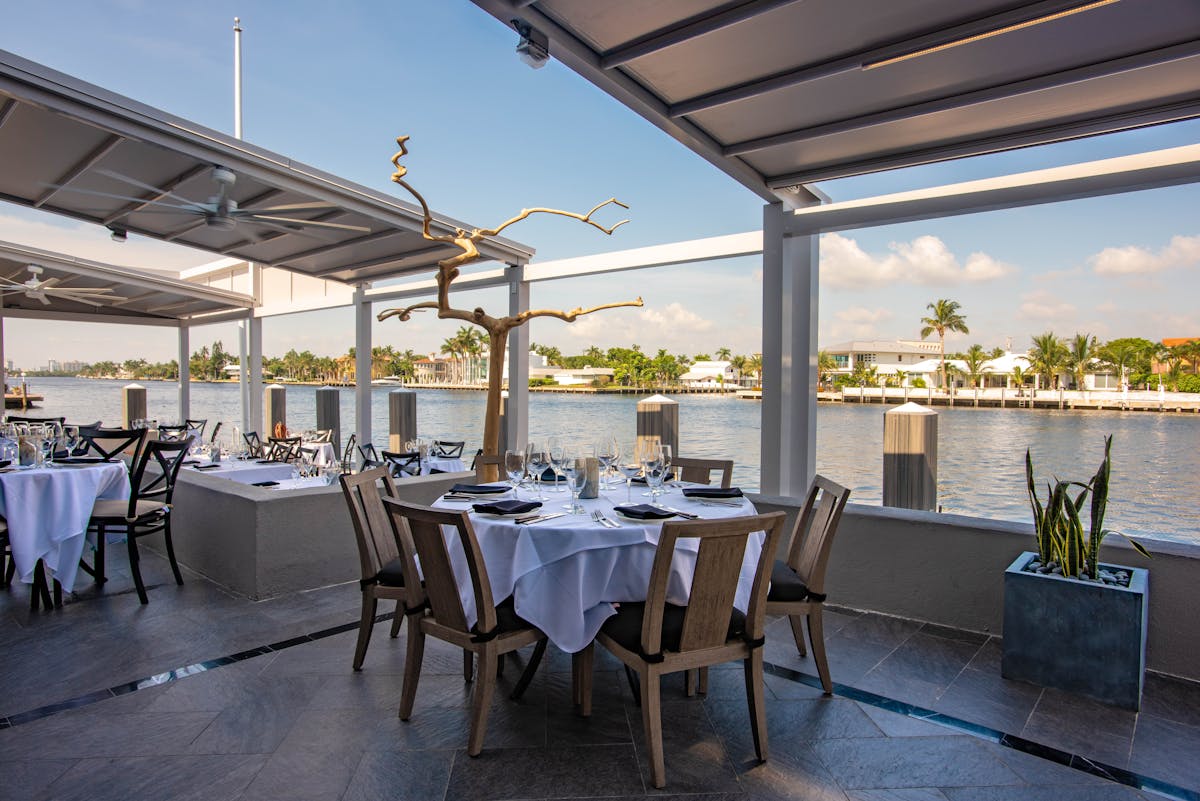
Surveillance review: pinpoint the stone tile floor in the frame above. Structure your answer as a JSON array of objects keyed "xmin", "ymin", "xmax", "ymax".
[{"xmin": 2, "ymin": 548, "xmax": 1197, "ymax": 800}]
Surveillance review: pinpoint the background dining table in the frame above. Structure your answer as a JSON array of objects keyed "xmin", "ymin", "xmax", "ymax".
[
  {"xmin": 0, "ymin": 461, "xmax": 130, "ymax": 591},
  {"xmin": 434, "ymin": 482, "xmax": 762, "ymax": 653}
]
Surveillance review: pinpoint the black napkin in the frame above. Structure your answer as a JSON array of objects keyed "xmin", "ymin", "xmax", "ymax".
[
  {"xmin": 52, "ymin": 456, "xmax": 106, "ymax": 465},
  {"xmin": 450, "ymin": 483, "xmax": 508, "ymax": 495},
  {"xmin": 631, "ymin": 471, "xmax": 674, "ymax": 485},
  {"xmin": 536, "ymin": 468, "xmax": 558, "ymax": 482},
  {"xmin": 682, "ymin": 487, "xmax": 743, "ymax": 499},
  {"xmin": 472, "ymin": 499, "xmax": 541, "ymax": 515},
  {"xmin": 613, "ymin": 504, "xmax": 675, "ymax": 520},
  {"xmin": 251, "ymin": 480, "xmax": 279, "ymax": 487},
  {"xmin": 182, "ymin": 459, "xmax": 201, "ymax": 466},
  {"xmin": 256, "ymin": 459, "xmax": 278, "ymax": 465},
  {"xmin": 193, "ymin": 463, "xmax": 221, "ymax": 470}
]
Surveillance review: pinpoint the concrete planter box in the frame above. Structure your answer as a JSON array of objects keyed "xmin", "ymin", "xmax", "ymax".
[{"xmin": 1001, "ymin": 551, "xmax": 1148, "ymax": 710}]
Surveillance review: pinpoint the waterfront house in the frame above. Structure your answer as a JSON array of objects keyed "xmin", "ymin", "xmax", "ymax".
[{"xmin": 678, "ymin": 359, "xmax": 736, "ymax": 388}]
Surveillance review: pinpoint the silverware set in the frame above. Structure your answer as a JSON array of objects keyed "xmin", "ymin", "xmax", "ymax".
[
  {"xmin": 591, "ymin": 510, "xmax": 621, "ymax": 528},
  {"xmin": 515, "ymin": 511, "xmax": 567, "ymax": 525}
]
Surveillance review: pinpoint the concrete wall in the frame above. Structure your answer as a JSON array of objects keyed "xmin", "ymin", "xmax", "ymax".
[
  {"xmin": 752, "ymin": 496, "xmax": 1198, "ymax": 683},
  {"xmin": 155, "ymin": 470, "xmax": 471, "ymax": 600}
]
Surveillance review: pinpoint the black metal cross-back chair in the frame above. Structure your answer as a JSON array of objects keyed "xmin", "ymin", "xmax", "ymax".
[
  {"xmin": 358, "ymin": 442, "xmax": 383, "ymax": 471},
  {"xmin": 243, "ymin": 431, "xmax": 264, "ymax": 458},
  {"xmin": 268, "ymin": 435, "xmax": 301, "ymax": 462},
  {"xmin": 157, "ymin": 423, "xmax": 189, "ymax": 442},
  {"xmin": 5, "ymin": 414, "xmax": 66, "ymax": 426},
  {"xmin": 341, "ymin": 433, "xmax": 357, "ymax": 473},
  {"xmin": 382, "ymin": 450, "xmax": 422, "ymax": 478},
  {"xmin": 86, "ymin": 437, "xmax": 193, "ymax": 604},
  {"xmin": 208, "ymin": 421, "xmax": 223, "ymax": 446},
  {"xmin": 432, "ymin": 440, "xmax": 465, "ymax": 459},
  {"xmin": 184, "ymin": 418, "xmax": 207, "ymax": 439},
  {"xmin": 79, "ymin": 425, "xmax": 148, "ymax": 466}
]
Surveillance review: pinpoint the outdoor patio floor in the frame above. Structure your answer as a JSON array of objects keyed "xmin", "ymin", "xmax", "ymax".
[{"xmin": 2, "ymin": 547, "xmax": 1197, "ymax": 801}]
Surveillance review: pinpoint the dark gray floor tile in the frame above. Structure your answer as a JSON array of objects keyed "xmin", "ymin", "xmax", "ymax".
[
  {"xmin": 965, "ymin": 638, "xmax": 1004, "ymax": 673},
  {"xmin": 444, "ymin": 744, "xmax": 643, "ymax": 800},
  {"xmin": 918, "ymin": 623, "xmax": 989, "ymax": 646},
  {"xmin": 847, "ymin": 791, "xmax": 950, "ymax": 801},
  {"xmin": 1128, "ymin": 713, "xmax": 1200, "ymax": 790},
  {"xmin": 765, "ymin": 672, "xmax": 829, "ymax": 699},
  {"xmin": 342, "ymin": 748, "xmax": 454, "ymax": 801},
  {"xmin": 854, "ymin": 667, "xmax": 946, "ymax": 709},
  {"xmin": 783, "ymin": 632, "xmax": 897, "ymax": 687},
  {"xmin": 0, "ymin": 710, "xmax": 217, "ymax": 760},
  {"xmin": 990, "ymin": 746, "xmax": 1111, "ymax": 787},
  {"xmin": 708, "ymin": 697, "xmax": 883, "ymax": 761},
  {"xmin": 836, "ymin": 612, "xmax": 924, "ymax": 649},
  {"xmin": 731, "ymin": 742, "xmax": 850, "ymax": 801},
  {"xmin": 367, "ymin": 698, "xmax": 548, "ymax": 751},
  {"xmin": 1021, "ymin": 689, "xmax": 1135, "ymax": 769},
  {"xmin": 866, "ymin": 632, "xmax": 983, "ymax": 689},
  {"xmin": 628, "ymin": 699, "xmax": 741, "ymax": 795},
  {"xmin": 306, "ymin": 672, "xmax": 406, "ymax": 710},
  {"xmin": 0, "ymin": 758, "xmax": 76, "ymax": 801},
  {"xmin": 934, "ymin": 667, "xmax": 1043, "ymax": 734},
  {"xmin": 941, "ymin": 786, "xmax": 1149, "ymax": 801},
  {"xmin": 809, "ymin": 736, "xmax": 1021, "ymax": 790},
  {"xmin": 188, "ymin": 675, "xmax": 325, "ymax": 754},
  {"xmin": 43, "ymin": 753, "xmax": 267, "ymax": 801},
  {"xmin": 1140, "ymin": 672, "xmax": 1200, "ymax": 728},
  {"xmin": 856, "ymin": 703, "xmax": 963, "ymax": 738}
]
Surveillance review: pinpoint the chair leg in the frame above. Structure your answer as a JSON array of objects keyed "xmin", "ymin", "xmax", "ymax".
[
  {"xmin": 352, "ymin": 594, "xmax": 378, "ymax": 671},
  {"xmin": 641, "ymin": 666, "xmax": 666, "ymax": 789},
  {"xmin": 510, "ymin": 638, "xmax": 547, "ymax": 701},
  {"xmin": 685, "ymin": 669, "xmax": 696, "ymax": 697},
  {"xmin": 52, "ymin": 577, "xmax": 62, "ymax": 608},
  {"xmin": 390, "ymin": 602, "xmax": 404, "ymax": 638},
  {"xmin": 4, "ymin": 552, "xmax": 14, "ymax": 587},
  {"xmin": 463, "ymin": 650, "xmax": 474, "ymax": 683},
  {"xmin": 127, "ymin": 534, "xmax": 148, "ymax": 604},
  {"xmin": 807, "ymin": 607, "xmax": 832, "ymax": 694},
  {"xmin": 468, "ymin": 646, "xmax": 498, "ymax": 757},
  {"xmin": 30, "ymin": 561, "xmax": 51, "ymax": 611},
  {"xmin": 744, "ymin": 649, "xmax": 769, "ymax": 763},
  {"xmin": 0, "ymin": 545, "xmax": 7, "ymax": 588},
  {"xmin": 788, "ymin": 613, "xmax": 807, "ymax": 656},
  {"xmin": 624, "ymin": 664, "xmax": 642, "ymax": 707},
  {"xmin": 699, "ymin": 666, "xmax": 708, "ymax": 695},
  {"xmin": 95, "ymin": 524, "xmax": 107, "ymax": 584},
  {"xmin": 398, "ymin": 624, "xmax": 426, "ymax": 721},
  {"xmin": 162, "ymin": 521, "xmax": 184, "ymax": 585}
]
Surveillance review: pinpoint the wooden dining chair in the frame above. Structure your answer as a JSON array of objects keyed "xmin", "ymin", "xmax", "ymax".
[
  {"xmin": 432, "ymin": 440, "xmax": 465, "ymax": 458},
  {"xmin": 382, "ymin": 498, "xmax": 548, "ymax": 757},
  {"xmin": 309, "ymin": 429, "xmax": 334, "ymax": 444},
  {"xmin": 87, "ymin": 438, "xmax": 192, "ymax": 604},
  {"xmin": 579, "ymin": 512, "xmax": 785, "ymax": 788},
  {"xmin": 0, "ymin": 518, "xmax": 11, "ymax": 588},
  {"xmin": 672, "ymin": 456, "xmax": 734, "ymax": 488},
  {"xmin": 765, "ymin": 475, "xmax": 851, "ymax": 694},
  {"xmin": 472, "ymin": 450, "xmax": 503, "ymax": 482},
  {"xmin": 381, "ymin": 450, "xmax": 422, "ymax": 478}
]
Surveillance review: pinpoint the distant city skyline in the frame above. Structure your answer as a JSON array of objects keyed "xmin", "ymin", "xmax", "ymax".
[{"xmin": 0, "ymin": 3, "xmax": 1197, "ymax": 368}]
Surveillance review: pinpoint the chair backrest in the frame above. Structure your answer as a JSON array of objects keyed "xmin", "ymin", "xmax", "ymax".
[
  {"xmin": 157, "ymin": 424, "xmax": 189, "ymax": 442},
  {"xmin": 243, "ymin": 431, "xmax": 263, "ymax": 457},
  {"xmin": 640, "ymin": 512, "xmax": 785, "ymax": 657},
  {"xmin": 209, "ymin": 421, "xmax": 223, "ymax": 445},
  {"xmin": 473, "ymin": 451, "xmax": 504, "ymax": 482},
  {"xmin": 339, "ymin": 466, "xmax": 402, "ymax": 583},
  {"xmin": 785, "ymin": 475, "xmax": 851, "ymax": 597},
  {"xmin": 358, "ymin": 442, "xmax": 381, "ymax": 468},
  {"xmin": 6, "ymin": 415, "xmax": 66, "ymax": 425},
  {"xmin": 433, "ymin": 440, "xmax": 465, "ymax": 458},
  {"xmin": 80, "ymin": 425, "xmax": 148, "ymax": 465},
  {"xmin": 382, "ymin": 450, "xmax": 422, "ymax": 477},
  {"xmin": 341, "ymin": 433, "xmax": 357, "ymax": 471},
  {"xmin": 382, "ymin": 498, "xmax": 501, "ymax": 637},
  {"xmin": 127, "ymin": 437, "xmax": 193, "ymax": 516},
  {"xmin": 269, "ymin": 435, "xmax": 301, "ymax": 462},
  {"xmin": 310, "ymin": 429, "xmax": 333, "ymax": 444},
  {"xmin": 673, "ymin": 457, "xmax": 734, "ymax": 488},
  {"xmin": 185, "ymin": 418, "xmax": 207, "ymax": 438}
]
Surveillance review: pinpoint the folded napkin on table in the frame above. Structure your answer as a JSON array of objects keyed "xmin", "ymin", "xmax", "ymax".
[
  {"xmin": 472, "ymin": 499, "xmax": 541, "ymax": 515},
  {"xmin": 449, "ymin": 483, "xmax": 509, "ymax": 495},
  {"xmin": 255, "ymin": 459, "xmax": 278, "ymax": 465},
  {"xmin": 535, "ymin": 468, "xmax": 559, "ymax": 482},
  {"xmin": 193, "ymin": 464, "xmax": 221, "ymax": 470},
  {"xmin": 53, "ymin": 456, "xmax": 106, "ymax": 465},
  {"xmin": 681, "ymin": 487, "xmax": 743, "ymax": 499},
  {"xmin": 613, "ymin": 504, "xmax": 676, "ymax": 520},
  {"xmin": 251, "ymin": 480, "xmax": 279, "ymax": 487},
  {"xmin": 182, "ymin": 459, "xmax": 201, "ymax": 466},
  {"xmin": 631, "ymin": 472, "xmax": 674, "ymax": 484}
]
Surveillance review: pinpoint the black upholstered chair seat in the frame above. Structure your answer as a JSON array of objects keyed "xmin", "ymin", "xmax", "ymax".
[
  {"xmin": 90, "ymin": 498, "xmax": 169, "ymax": 522},
  {"xmin": 601, "ymin": 602, "xmax": 746, "ymax": 656},
  {"xmin": 767, "ymin": 559, "xmax": 818, "ymax": 602},
  {"xmin": 373, "ymin": 557, "xmax": 407, "ymax": 587},
  {"xmin": 470, "ymin": 596, "xmax": 532, "ymax": 638}
]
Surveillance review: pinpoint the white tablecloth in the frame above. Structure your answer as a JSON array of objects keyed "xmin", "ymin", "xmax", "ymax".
[
  {"xmin": 0, "ymin": 462, "xmax": 130, "ymax": 591},
  {"xmin": 302, "ymin": 442, "xmax": 338, "ymax": 467},
  {"xmin": 423, "ymin": 456, "xmax": 465, "ymax": 475},
  {"xmin": 433, "ymin": 484, "xmax": 762, "ymax": 652},
  {"xmin": 183, "ymin": 457, "xmax": 296, "ymax": 485}
]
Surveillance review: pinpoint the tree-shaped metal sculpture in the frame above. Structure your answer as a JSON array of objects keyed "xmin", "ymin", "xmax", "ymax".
[{"xmin": 378, "ymin": 136, "xmax": 643, "ymax": 466}]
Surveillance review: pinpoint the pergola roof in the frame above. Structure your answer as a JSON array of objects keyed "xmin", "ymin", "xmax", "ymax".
[
  {"xmin": 0, "ymin": 49, "xmax": 534, "ymax": 285},
  {"xmin": 0, "ymin": 240, "xmax": 255, "ymax": 326},
  {"xmin": 471, "ymin": 0, "xmax": 1200, "ymax": 203}
]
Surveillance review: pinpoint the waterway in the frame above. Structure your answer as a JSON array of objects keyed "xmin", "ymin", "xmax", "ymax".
[{"xmin": 18, "ymin": 377, "xmax": 1200, "ymax": 545}]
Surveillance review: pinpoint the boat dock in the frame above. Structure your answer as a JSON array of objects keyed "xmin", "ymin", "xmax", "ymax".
[{"xmin": 822, "ymin": 387, "xmax": 1200, "ymax": 413}]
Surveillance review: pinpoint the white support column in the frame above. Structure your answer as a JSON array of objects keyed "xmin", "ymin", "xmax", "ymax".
[
  {"xmin": 238, "ymin": 318, "xmax": 250, "ymax": 434},
  {"xmin": 506, "ymin": 265, "xmax": 530, "ymax": 450},
  {"xmin": 177, "ymin": 323, "xmax": 191, "ymax": 422},
  {"xmin": 760, "ymin": 202, "xmax": 819, "ymax": 496},
  {"xmin": 248, "ymin": 314, "xmax": 263, "ymax": 435},
  {"xmin": 354, "ymin": 286, "xmax": 373, "ymax": 448}
]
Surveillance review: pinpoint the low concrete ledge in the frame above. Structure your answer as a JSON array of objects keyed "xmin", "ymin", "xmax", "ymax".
[
  {"xmin": 750, "ymin": 495, "xmax": 1198, "ymax": 682},
  {"xmin": 150, "ymin": 469, "xmax": 474, "ymax": 600}
]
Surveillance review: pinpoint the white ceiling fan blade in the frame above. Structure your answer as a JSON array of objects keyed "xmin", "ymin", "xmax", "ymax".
[
  {"xmin": 247, "ymin": 214, "xmax": 370, "ymax": 232},
  {"xmin": 43, "ymin": 184, "xmax": 207, "ymax": 213},
  {"xmin": 39, "ymin": 277, "xmax": 61, "ymax": 290},
  {"xmin": 96, "ymin": 168, "xmax": 206, "ymax": 207},
  {"xmin": 242, "ymin": 201, "xmax": 337, "ymax": 213},
  {"xmin": 243, "ymin": 218, "xmax": 335, "ymax": 242},
  {"xmin": 55, "ymin": 293, "xmax": 107, "ymax": 307},
  {"xmin": 34, "ymin": 292, "xmax": 51, "ymax": 305},
  {"xmin": 48, "ymin": 287, "xmax": 118, "ymax": 295}
]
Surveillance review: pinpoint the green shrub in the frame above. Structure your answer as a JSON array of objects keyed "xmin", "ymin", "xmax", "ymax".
[{"xmin": 1177, "ymin": 374, "xmax": 1200, "ymax": 393}]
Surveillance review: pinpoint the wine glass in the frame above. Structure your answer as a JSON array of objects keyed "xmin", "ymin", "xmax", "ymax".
[
  {"xmin": 561, "ymin": 456, "xmax": 587, "ymax": 514},
  {"xmin": 640, "ymin": 442, "xmax": 666, "ymax": 501},
  {"xmin": 597, "ymin": 438, "xmax": 619, "ymax": 490},
  {"xmin": 526, "ymin": 441, "xmax": 549, "ymax": 500},
  {"xmin": 548, "ymin": 438, "xmax": 568, "ymax": 494},
  {"xmin": 617, "ymin": 445, "xmax": 643, "ymax": 504},
  {"xmin": 62, "ymin": 425, "xmax": 80, "ymax": 458},
  {"xmin": 659, "ymin": 444, "xmax": 674, "ymax": 488},
  {"xmin": 504, "ymin": 449, "xmax": 526, "ymax": 497},
  {"xmin": 41, "ymin": 423, "xmax": 60, "ymax": 468}
]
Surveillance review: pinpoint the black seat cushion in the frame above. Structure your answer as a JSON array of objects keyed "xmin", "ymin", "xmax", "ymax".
[
  {"xmin": 768, "ymin": 559, "xmax": 817, "ymax": 602},
  {"xmin": 471, "ymin": 596, "xmax": 533, "ymax": 637},
  {"xmin": 601, "ymin": 602, "xmax": 746, "ymax": 656},
  {"xmin": 374, "ymin": 557, "xmax": 406, "ymax": 587}
]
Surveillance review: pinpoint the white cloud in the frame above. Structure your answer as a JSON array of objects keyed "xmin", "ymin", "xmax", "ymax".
[
  {"xmin": 819, "ymin": 233, "xmax": 1014, "ymax": 289},
  {"xmin": 827, "ymin": 306, "xmax": 893, "ymax": 341},
  {"xmin": 1017, "ymin": 290, "xmax": 1076, "ymax": 323},
  {"xmin": 1090, "ymin": 234, "xmax": 1200, "ymax": 276},
  {"xmin": 561, "ymin": 302, "xmax": 713, "ymax": 352}
]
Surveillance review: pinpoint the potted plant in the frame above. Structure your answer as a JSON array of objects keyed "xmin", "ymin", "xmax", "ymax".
[{"xmin": 1001, "ymin": 436, "xmax": 1152, "ymax": 709}]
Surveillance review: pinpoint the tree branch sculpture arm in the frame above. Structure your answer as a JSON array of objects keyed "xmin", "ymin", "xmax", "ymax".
[
  {"xmin": 479, "ymin": 198, "xmax": 630, "ymax": 239},
  {"xmin": 514, "ymin": 297, "xmax": 644, "ymax": 326}
]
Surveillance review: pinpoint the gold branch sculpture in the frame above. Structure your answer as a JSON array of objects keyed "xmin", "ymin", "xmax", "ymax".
[{"xmin": 378, "ymin": 136, "xmax": 643, "ymax": 471}]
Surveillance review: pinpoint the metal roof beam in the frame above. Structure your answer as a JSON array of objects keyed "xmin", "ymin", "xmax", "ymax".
[
  {"xmin": 34, "ymin": 134, "xmax": 122, "ymax": 207},
  {"xmin": 0, "ymin": 97, "xmax": 15, "ymax": 128},
  {"xmin": 523, "ymin": 231, "xmax": 763, "ymax": 282},
  {"xmin": 725, "ymin": 40, "xmax": 1200, "ymax": 157},
  {"xmin": 0, "ymin": 306, "xmax": 177, "ymax": 326},
  {"xmin": 601, "ymin": 0, "xmax": 799, "ymax": 69},
  {"xmin": 101, "ymin": 164, "xmax": 210, "ymax": 226}
]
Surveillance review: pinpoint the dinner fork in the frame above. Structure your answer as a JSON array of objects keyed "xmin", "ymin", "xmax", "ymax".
[{"xmin": 591, "ymin": 510, "xmax": 619, "ymax": 528}]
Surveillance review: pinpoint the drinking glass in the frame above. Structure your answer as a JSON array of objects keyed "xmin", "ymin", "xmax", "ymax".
[
  {"xmin": 504, "ymin": 449, "xmax": 526, "ymax": 497},
  {"xmin": 62, "ymin": 425, "xmax": 80, "ymax": 457},
  {"xmin": 548, "ymin": 438, "xmax": 568, "ymax": 493},
  {"xmin": 617, "ymin": 446, "xmax": 643, "ymax": 504},
  {"xmin": 659, "ymin": 444, "xmax": 673, "ymax": 488},
  {"xmin": 562, "ymin": 456, "xmax": 587, "ymax": 514},
  {"xmin": 640, "ymin": 442, "xmax": 666, "ymax": 501},
  {"xmin": 43, "ymin": 422, "xmax": 62, "ymax": 468},
  {"xmin": 526, "ymin": 441, "xmax": 549, "ymax": 500},
  {"xmin": 597, "ymin": 438, "xmax": 619, "ymax": 490}
]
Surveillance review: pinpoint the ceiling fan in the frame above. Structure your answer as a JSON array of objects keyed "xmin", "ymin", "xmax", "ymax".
[
  {"xmin": 0, "ymin": 265, "xmax": 119, "ymax": 307},
  {"xmin": 55, "ymin": 166, "xmax": 371, "ymax": 239}
]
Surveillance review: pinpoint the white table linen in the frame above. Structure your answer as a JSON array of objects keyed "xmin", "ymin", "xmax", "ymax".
[
  {"xmin": 302, "ymin": 441, "xmax": 338, "ymax": 467},
  {"xmin": 433, "ymin": 484, "xmax": 762, "ymax": 653},
  {"xmin": 182, "ymin": 457, "xmax": 296, "ymax": 485},
  {"xmin": 0, "ymin": 462, "xmax": 130, "ymax": 591},
  {"xmin": 423, "ymin": 456, "xmax": 465, "ymax": 475}
]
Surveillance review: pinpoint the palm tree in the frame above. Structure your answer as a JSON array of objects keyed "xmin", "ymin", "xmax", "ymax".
[
  {"xmin": 962, "ymin": 344, "xmax": 988, "ymax": 388},
  {"xmin": 818, "ymin": 351, "xmax": 837, "ymax": 389},
  {"xmin": 716, "ymin": 346, "xmax": 732, "ymax": 361},
  {"xmin": 1010, "ymin": 365, "xmax": 1028, "ymax": 392},
  {"xmin": 1028, "ymin": 332, "xmax": 1068, "ymax": 390},
  {"xmin": 1065, "ymin": 333, "xmax": 1098, "ymax": 391},
  {"xmin": 730, "ymin": 354, "xmax": 747, "ymax": 387},
  {"xmin": 919, "ymin": 299, "xmax": 969, "ymax": 390},
  {"xmin": 744, "ymin": 354, "xmax": 763, "ymax": 386},
  {"xmin": 1181, "ymin": 339, "xmax": 1200, "ymax": 374}
]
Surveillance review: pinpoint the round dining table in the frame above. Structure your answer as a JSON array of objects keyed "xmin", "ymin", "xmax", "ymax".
[
  {"xmin": 433, "ymin": 482, "xmax": 762, "ymax": 653},
  {"xmin": 0, "ymin": 461, "xmax": 130, "ymax": 591}
]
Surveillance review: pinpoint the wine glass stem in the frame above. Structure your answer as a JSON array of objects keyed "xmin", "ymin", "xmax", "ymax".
[{"xmin": 626, "ymin": 479, "xmax": 632, "ymax": 504}]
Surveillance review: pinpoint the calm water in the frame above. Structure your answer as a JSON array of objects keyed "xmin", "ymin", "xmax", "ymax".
[{"xmin": 20, "ymin": 377, "xmax": 1200, "ymax": 545}]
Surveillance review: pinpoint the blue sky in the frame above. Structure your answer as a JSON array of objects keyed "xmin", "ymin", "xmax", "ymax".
[{"xmin": 2, "ymin": 1, "xmax": 1198, "ymax": 369}]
